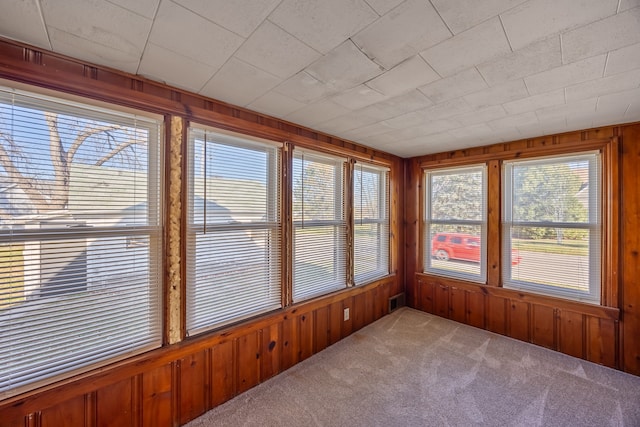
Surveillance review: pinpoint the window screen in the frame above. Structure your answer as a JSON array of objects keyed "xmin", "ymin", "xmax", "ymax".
[
  {"xmin": 293, "ymin": 150, "xmax": 346, "ymax": 302},
  {"xmin": 0, "ymin": 87, "xmax": 162, "ymax": 398},
  {"xmin": 186, "ymin": 128, "xmax": 281, "ymax": 334},
  {"xmin": 503, "ymin": 153, "xmax": 601, "ymax": 303}
]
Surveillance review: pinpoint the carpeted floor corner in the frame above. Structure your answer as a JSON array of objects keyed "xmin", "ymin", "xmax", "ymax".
[{"xmin": 185, "ymin": 307, "xmax": 640, "ymax": 426}]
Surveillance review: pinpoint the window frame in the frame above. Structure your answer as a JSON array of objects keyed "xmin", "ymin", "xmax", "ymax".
[
  {"xmin": 423, "ymin": 164, "xmax": 488, "ymax": 284},
  {"xmin": 353, "ymin": 162, "xmax": 390, "ymax": 285},
  {"xmin": 291, "ymin": 148, "xmax": 347, "ymax": 302},
  {"xmin": 185, "ymin": 126, "xmax": 283, "ymax": 335},
  {"xmin": 502, "ymin": 151, "xmax": 602, "ymax": 304},
  {"xmin": 0, "ymin": 85, "xmax": 163, "ymax": 398}
]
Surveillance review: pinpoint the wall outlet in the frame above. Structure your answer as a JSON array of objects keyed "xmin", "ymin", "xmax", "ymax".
[{"xmin": 343, "ymin": 307, "xmax": 350, "ymax": 321}]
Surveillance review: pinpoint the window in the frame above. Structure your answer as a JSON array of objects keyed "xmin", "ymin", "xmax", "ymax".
[
  {"xmin": 424, "ymin": 165, "xmax": 487, "ymax": 282},
  {"xmin": 293, "ymin": 150, "xmax": 346, "ymax": 302},
  {"xmin": 353, "ymin": 163, "xmax": 390, "ymax": 285},
  {"xmin": 503, "ymin": 153, "xmax": 601, "ymax": 303},
  {"xmin": 0, "ymin": 87, "xmax": 162, "ymax": 397},
  {"xmin": 186, "ymin": 128, "xmax": 281, "ymax": 334}
]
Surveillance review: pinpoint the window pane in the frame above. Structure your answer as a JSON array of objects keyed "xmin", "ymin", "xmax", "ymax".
[
  {"xmin": 429, "ymin": 169, "xmax": 484, "ymax": 221},
  {"xmin": 503, "ymin": 153, "xmax": 600, "ymax": 303},
  {"xmin": 511, "ymin": 158, "xmax": 594, "ymax": 223},
  {"xmin": 509, "ymin": 226, "xmax": 591, "ymax": 292},
  {"xmin": 188, "ymin": 228, "xmax": 281, "ymax": 331},
  {"xmin": 187, "ymin": 128, "xmax": 281, "ymax": 334},
  {"xmin": 354, "ymin": 223, "xmax": 389, "ymax": 284},
  {"xmin": 293, "ymin": 154, "xmax": 342, "ymax": 222},
  {"xmin": 293, "ymin": 151, "xmax": 346, "ymax": 302},
  {"xmin": 353, "ymin": 165, "xmax": 389, "ymax": 285},
  {"xmin": 0, "ymin": 88, "xmax": 161, "ymax": 397},
  {"xmin": 424, "ymin": 165, "xmax": 487, "ymax": 282},
  {"xmin": 426, "ymin": 225, "xmax": 483, "ymax": 278},
  {"xmin": 294, "ymin": 225, "xmax": 346, "ymax": 302}
]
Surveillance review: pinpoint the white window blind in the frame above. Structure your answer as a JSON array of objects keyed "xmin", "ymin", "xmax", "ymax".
[
  {"xmin": 424, "ymin": 165, "xmax": 487, "ymax": 283},
  {"xmin": 353, "ymin": 163, "xmax": 390, "ymax": 285},
  {"xmin": 186, "ymin": 128, "xmax": 281, "ymax": 334},
  {"xmin": 503, "ymin": 153, "xmax": 601, "ymax": 303},
  {"xmin": 293, "ymin": 150, "xmax": 346, "ymax": 302},
  {"xmin": 0, "ymin": 87, "xmax": 162, "ymax": 398}
]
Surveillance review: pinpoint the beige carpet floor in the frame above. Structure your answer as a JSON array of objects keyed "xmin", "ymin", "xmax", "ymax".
[{"xmin": 186, "ymin": 307, "xmax": 640, "ymax": 426}]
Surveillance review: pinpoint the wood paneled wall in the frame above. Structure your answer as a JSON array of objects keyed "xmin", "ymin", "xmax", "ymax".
[
  {"xmin": 405, "ymin": 123, "xmax": 640, "ymax": 375},
  {"xmin": 2, "ymin": 279, "xmax": 398, "ymax": 427}
]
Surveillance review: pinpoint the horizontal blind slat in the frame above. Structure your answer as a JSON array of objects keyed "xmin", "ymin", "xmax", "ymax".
[{"xmin": 0, "ymin": 88, "xmax": 162, "ymax": 398}]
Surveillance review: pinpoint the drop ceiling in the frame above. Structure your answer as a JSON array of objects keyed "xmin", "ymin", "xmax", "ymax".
[{"xmin": 1, "ymin": 0, "xmax": 639, "ymax": 157}]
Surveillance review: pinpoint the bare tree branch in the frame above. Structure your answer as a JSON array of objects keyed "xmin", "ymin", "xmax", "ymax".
[
  {"xmin": 94, "ymin": 138, "xmax": 145, "ymax": 166},
  {"xmin": 0, "ymin": 142, "xmax": 50, "ymax": 212},
  {"xmin": 44, "ymin": 112, "xmax": 68, "ymax": 210},
  {"xmin": 67, "ymin": 124, "xmax": 122, "ymax": 163}
]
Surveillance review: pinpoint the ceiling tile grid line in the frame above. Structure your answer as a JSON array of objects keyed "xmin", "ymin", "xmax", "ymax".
[{"xmin": 0, "ymin": 0, "xmax": 639, "ymax": 157}]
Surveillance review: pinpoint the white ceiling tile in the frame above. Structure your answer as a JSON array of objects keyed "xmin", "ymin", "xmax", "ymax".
[
  {"xmin": 352, "ymin": 0, "xmax": 451, "ymax": 69},
  {"xmin": 138, "ymin": 43, "xmax": 216, "ymax": 92},
  {"xmin": 358, "ymin": 90, "xmax": 434, "ymax": 120},
  {"xmin": 525, "ymin": 54, "xmax": 606, "ymax": 95},
  {"xmin": 597, "ymin": 86, "xmax": 640, "ymax": 112},
  {"xmin": 386, "ymin": 119, "xmax": 460, "ymax": 140},
  {"xmin": 285, "ymin": 99, "xmax": 351, "ymax": 126},
  {"xmin": 449, "ymin": 123, "xmax": 494, "ymax": 139},
  {"xmin": 269, "ymin": 0, "xmax": 378, "ymax": 54},
  {"xmin": 503, "ymin": 89, "xmax": 566, "ymax": 114},
  {"xmin": 421, "ymin": 98, "xmax": 474, "ymax": 121},
  {"xmin": 394, "ymin": 132, "xmax": 457, "ymax": 150},
  {"xmin": 306, "ymin": 40, "xmax": 384, "ymax": 90},
  {"xmin": 535, "ymin": 97, "xmax": 598, "ymax": 121},
  {"xmin": 330, "ymin": 85, "xmax": 388, "ymax": 110},
  {"xmin": 47, "ymin": 27, "xmax": 141, "ymax": 73},
  {"xmin": 148, "ymin": 1, "xmax": 243, "ymax": 69},
  {"xmin": 199, "ymin": 57, "xmax": 281, "ymax": 107},
  {"xmin": 455, "ymin": 105, "xmax": 507, "ymax": 126},
  {"xmin": 173, "ymin": 0, "xmax": 280, "ymax": 37},
  {"xmin": 316, "ymin": 112, "xmax": 380, "ymax": 134},
  {"xmin": 487, "ymin": 111, "xmax": 538, "ymax": 130},
  {"xmin": 619, "ymin": 0, "xmax": 640, "ymax": 12},
  {"xmin": 516, "ymin": 122, "xmax": 546, "ymax": 138},
  {"xmin": 42, "ymin": 0, "xmax": 151, "ymax": 55},
  {"xmin": 463, "ymin": 80, "xmax": 529, "ymax": 109},
  {"xmin": 374, "ymin": 90, "xmax": 435, "ymax": 113},
  {"xmin": 606, "ymin": 42, "xmax": 640, "ymax": 76},
  {"xmin": 362, "ymin": 0, "xmax": 405, "ymax": 15},
  {"xmin": 562, "ymin": 7, "xmax": 640, "ymax": 64},
  {"xmin": 247, "ymin": 91, "xmax": 306, "ymax": 118},
  {"xmin": 382, "ymin": 112, "xmax": 426, "ymax": 129},
  {"xmin": 345, "ymin": 122, "xmax": 395, "ymax": 139},
  {"xmin": 106, "ymin": 0, "xmax": 159, "ymax": 19},
  {"xmin": 500, "ymin": 0, "xmax": 618, "ymax": 50},
  {"xmin": 273, "ymin": 71, "xmax": 333, "ymax": 103},
  {"xmin": 421, "ymin": 17, "xmax": 511, "ymax": 77},
  {"xmin": 234, "ymin": 20, "xmax": 321, "ymax": 79},
  {"xmin": 565, "ymin": 69, "xmax": 640, "ymax": 102},
  {"xmin": 477, "ymin": 36, "xmax": 561, "ymax": 86},
  {"xmin": 418, "ymin": 68, "xmax": 487, "ymax": 103},
  {"xmin": 365, "ymin": 55, "xmax": 440, "ymax": 96},
  {"xmin": 596, "ymin": 92, "xmax": 636, "ymax": 118},
  {"xmin": 0, "ymin": 0, "xmax": 51, "ymax": 49},
  {"xmin": 431, "ymin": 0, "xmax": 526, "ymax": 34}
]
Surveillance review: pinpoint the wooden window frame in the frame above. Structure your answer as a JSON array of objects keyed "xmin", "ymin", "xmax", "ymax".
[{"xmin": 418, "ymin": 137, "xmax": 619, "ymax": 308}]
